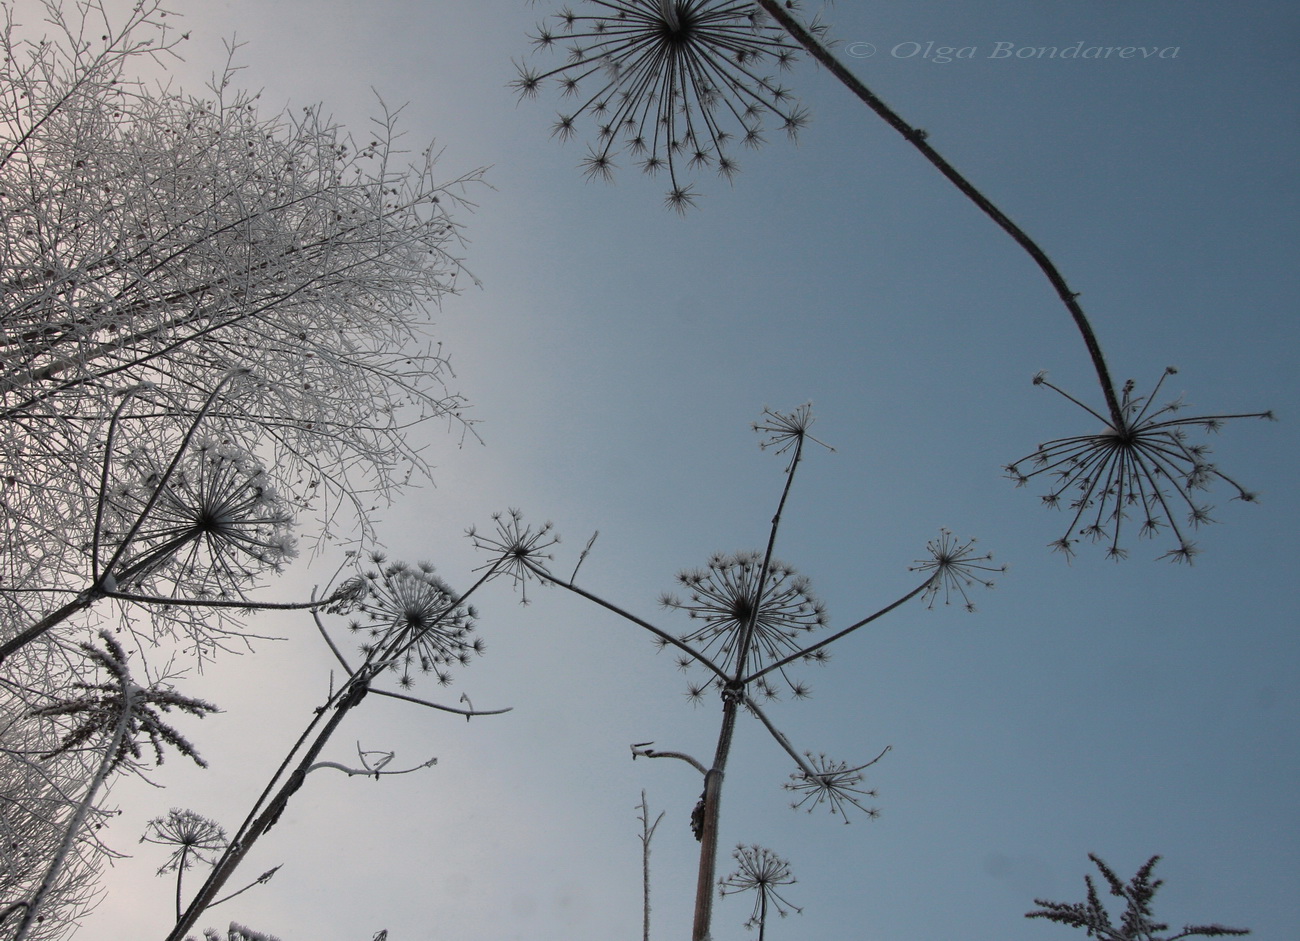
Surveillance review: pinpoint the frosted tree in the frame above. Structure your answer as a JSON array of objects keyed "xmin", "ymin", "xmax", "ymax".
[
  {"xmin": 0, "ymin": 3, "xmax": 485, "ymax": 936},
  {"xmin": 0, "ymin": 0, "xmax": 484, "ymax": 657}
]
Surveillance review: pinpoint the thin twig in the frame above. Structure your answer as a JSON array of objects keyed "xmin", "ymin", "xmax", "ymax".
[{"xmin": 631, "ymin": 743, "xmax": 708, "ymax": 776}]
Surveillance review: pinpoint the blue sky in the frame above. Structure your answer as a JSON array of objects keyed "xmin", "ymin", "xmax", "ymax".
[{"xmin": 81, "ymin": 2, "xmax": 1298, "ymax": 939}]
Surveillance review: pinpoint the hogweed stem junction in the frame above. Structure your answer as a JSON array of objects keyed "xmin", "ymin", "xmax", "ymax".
[{"xmin": 470, "ymin": 405, "xmax": 992, "ymax": 941}]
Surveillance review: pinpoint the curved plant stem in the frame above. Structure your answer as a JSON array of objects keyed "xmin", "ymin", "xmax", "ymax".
[{"xmin": 754, "ymin": 0, "xmax": 1125, "ymax": 427}]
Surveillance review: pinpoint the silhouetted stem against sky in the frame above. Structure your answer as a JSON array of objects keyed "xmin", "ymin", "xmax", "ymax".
[
  {"xmin": 165, "ymin": 562, "xmax": 502, "ymax": 941},
  {"xmin": 751, "ymin": 0, "xmax": 1125, "ymax": 426}
]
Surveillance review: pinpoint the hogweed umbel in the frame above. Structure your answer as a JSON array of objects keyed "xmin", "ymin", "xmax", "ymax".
[
  {"xmin": 909, "ymin": 529, "xmax": 1005, "ymax": 613},
  {"xmin": 141, "ymin": 810, "xmax": 229, "ymax": 875},
  {"xmin": 467, "ymin": 509, "xmax": 559, "ymax": 604},
  {"xmin": 719, "ymin": 844, "xmax": 801, "ymax": 939},
  {"xmin": 105, "ymin": 438, "xmax": 296, "ymax": 598},
  {"xmin": 1006, "ymin": 369, "xmax": 1272, "ymax": 562},
  {"xmin": 661, "ymin": 551, "xmax": 828, "ymax": 697},
  {"xmin": 349, "ymin": 560, "xmax": 481, "ymax": 688},
  {"xmin": 514, "ymin": 0, "xmax": 814, "ymax": 209},
  {"xmin": 753, "ymin": 403, "xmax": 834, "ymax": 469},
  {"xmin": 784, "ymin": 751, "xmax": 883, "ymax": 822},
  {"xmin": 142, "ymin": 808, "xmax": 231, "ymax": 922}
]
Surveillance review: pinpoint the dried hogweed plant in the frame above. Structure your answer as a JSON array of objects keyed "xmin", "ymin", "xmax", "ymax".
[
  {"xmin": 346, "ymin": 560, "xmax": 486, "ymax": 688},
  {"xmin": 514, "ymin": 3, "xmax": 1272, "ymax": 555},
  {"xmin": 471, "ymin": 404, "xmax": 998, "ymax": 941},
  {"xmin": 719, "ymin": 844, "xmax": 801, "ymax": 940},
  {"xmin": 783, "ymin": 752, "xmax": 883, "ymax": 820},
  {"xmin": 104, "ymin": 439, "xmax": 297, "ymax": 600},
  {"xmin": 660, "ymin": 550, "xmax": 828, "ymax": 701},
  {"xmin": 141, "ymin": 809, "xmax": 231, "ymax": 923},
  {"xmin": 1007, "ymin": 369, "xmax": 1273, "ymax": 562},
  {"xmin": 0, "ymin": 380, "xmax": 357, "ymax": 666},
  {"xmin": 909, "ymin": 529, "xmax": 1003, "ymax": 612}
]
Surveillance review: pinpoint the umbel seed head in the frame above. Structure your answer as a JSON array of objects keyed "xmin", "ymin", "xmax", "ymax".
[{"xmin": 516, "ymin": 0, "xmax": 817, "ymax": 209}]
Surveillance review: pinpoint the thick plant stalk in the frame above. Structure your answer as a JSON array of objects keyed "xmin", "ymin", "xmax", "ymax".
[
  {"xmin": 689, "ymin": 431, "xmax": 807, "ymax": 941},
  {"xmin": 692, "ymin": 705, "xmax": 734, "ymax": 941},
  {"xmin": 12, "ymin": 685, "xmax": 133, "ymax": 941},
  {"xmin": 165, "ymin": 674, "xmax": 371, "ymax": 941},
  {"xmin": 753, "ymin": 0, "xmax": 1125, "ymax": 427}
]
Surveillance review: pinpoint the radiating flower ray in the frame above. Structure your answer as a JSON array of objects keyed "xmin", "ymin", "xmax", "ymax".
[
  {"xmin": 466, "ymin": 509, "xmax": 559, "ymax": 604},
  {"xmin": 1006, "ymin": 369, "xmax": 1273, "ymax": 561},
  {"xmin": 908, "ymin": 529, "xmax": 1005, "ymax": 612},
  {"xmin": 783, "ymin": 752, "xmax": 881, "ymax": 822},
  {"xmin": 660, "ymin": 551, "xmax": 827, "ymax": 696},
  {"xmin": 348, "ymin": 559, "xmax": 480, "ymax": 689},
  {"xmin": 515, "ymin": 0, "xmax": 815, "ymax": 206},
  {"xmin": 104, "ymin": 438, "xmax": 296, "ymax": 599}
]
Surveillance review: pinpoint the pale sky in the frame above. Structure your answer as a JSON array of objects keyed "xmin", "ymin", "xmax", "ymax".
[{"xmin": 66, "ymin": 1, "xmax": 1299, "ymax": 939}]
